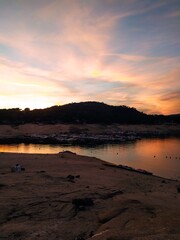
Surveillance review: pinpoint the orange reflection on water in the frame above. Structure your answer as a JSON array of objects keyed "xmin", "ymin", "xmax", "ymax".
[{"xmin": 0, "ymin": 138, "xmax": 179, "ymax": 178}]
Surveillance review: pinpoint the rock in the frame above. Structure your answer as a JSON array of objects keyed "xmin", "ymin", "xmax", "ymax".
[
  {"xmin": 0, "ymin": 183, "xmax": 6, "ymax": 189},
  {"xmin": 102, "ymin": 190, "xmax": 124, "ymax": 200},
  {"xmin": 72, "ymin": 198, "xmax": 94, "ymax": 209},
  {"xmin": 67, "ymin": 175, "xmax": 75, "ymax": 180},
  {"xmin": 74, "ymin": 236, "xmax": 85, "ymax": 240},
  {"xmin": 89, "ymin": 231, "xmax": 94, "ymax": 237},
  {"xmin": 67, "ymin": 174, "xmax": 80, "ymax": 183}
]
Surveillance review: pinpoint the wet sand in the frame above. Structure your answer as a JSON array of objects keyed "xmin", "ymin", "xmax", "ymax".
[{"xmin": 0, "ymin": 151, "xmax": 180, "ymax": 240}]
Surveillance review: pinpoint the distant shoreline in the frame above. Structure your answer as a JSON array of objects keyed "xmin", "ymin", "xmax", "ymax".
[
  {"xmin": 0, "ymin": 123, "xmax": 179, "ymax": 145},
  {"xmin": 0, "ymin": 133, "xmax": 179, "ymax": 145}
]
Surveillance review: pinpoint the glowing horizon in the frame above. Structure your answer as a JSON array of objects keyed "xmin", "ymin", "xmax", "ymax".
[{"xmin": 0, "ymin": 0, "xmax": 179, "ymax": 115}]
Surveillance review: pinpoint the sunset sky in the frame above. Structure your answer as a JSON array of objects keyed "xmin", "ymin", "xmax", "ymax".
[{"xmin": 0, "ymin": 0, "xmax": 179, "ymax": 114}]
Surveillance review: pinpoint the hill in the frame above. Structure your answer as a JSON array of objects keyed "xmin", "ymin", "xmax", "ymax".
[{"xmin": 0, "ymin": 101, "xmax": 179, "ymax": 124}]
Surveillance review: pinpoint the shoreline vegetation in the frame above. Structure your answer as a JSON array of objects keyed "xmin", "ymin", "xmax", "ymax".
[
  {"xmin": 0, "ymin": 151, "xmax": 180, "ymax": 240},
  {"xmin": 0, "ymin": 123, "xmax": 179, "ymax": 145}
]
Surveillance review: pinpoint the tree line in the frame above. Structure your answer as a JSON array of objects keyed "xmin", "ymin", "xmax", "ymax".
[{"xmin": 0, "ymin": 102, "xmax": 179, "ymax": 124}]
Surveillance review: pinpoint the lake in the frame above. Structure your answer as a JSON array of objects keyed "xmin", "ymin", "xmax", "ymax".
[{"xmin": 0, "ymin": 138, "xmax": 179, "ymax": 179}]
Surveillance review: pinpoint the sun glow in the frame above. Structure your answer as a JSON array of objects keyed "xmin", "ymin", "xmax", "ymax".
[{"xmin": 0, "ymin": 0, "xmax": 179, "ymax": 114}]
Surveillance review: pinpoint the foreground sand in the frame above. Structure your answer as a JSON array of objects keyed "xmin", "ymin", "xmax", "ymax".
[{"xmin": 0, "ymin": 152, "xmax": 180, "ymax": 240}]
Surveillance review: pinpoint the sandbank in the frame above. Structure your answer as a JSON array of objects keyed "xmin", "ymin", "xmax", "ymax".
[{"xmin": 0, "ymin": 151, "xmax": 180, "ymax": 240}]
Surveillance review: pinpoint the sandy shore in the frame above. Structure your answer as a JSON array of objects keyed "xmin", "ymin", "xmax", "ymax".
[{"xmin": 0, "ymin": 151, "xmax": 180, "ymax": 240}]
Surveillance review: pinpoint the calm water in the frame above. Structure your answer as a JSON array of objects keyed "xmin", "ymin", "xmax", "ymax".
[{"xmin": 0, "ymin": 138, "xmax": 180, "ymax": 179}]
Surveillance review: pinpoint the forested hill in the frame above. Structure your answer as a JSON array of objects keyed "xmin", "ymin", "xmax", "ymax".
[{"xmin": 0, "ymin": 102, "xmax": 179, "ymax": 124}]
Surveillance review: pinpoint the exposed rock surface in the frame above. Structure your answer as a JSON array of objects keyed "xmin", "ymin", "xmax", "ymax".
[{"xmin": 0, "ymin": 152, "xmax": 180, "ymax": 240}]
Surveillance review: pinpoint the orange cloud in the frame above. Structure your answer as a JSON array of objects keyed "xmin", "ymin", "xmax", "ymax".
[{"xmin": 0, "ymin": 0, "xmax": 179, "ymax": 114}]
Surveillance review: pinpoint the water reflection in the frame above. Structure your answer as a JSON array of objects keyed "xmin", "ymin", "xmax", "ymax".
[{"xmin": 0, "ymin": 138, "xmax": 179, "ymax": 179}]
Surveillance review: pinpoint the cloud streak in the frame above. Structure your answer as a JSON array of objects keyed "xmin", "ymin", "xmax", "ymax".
[{"xmin": 0, "ymin": 0, "xmax": 179, "ymax": 114}]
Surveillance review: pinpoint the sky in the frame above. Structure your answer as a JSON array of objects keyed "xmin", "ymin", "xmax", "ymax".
[{"xmin": 0, "ymin": 0, "xmax": 179, "ymax": 115}]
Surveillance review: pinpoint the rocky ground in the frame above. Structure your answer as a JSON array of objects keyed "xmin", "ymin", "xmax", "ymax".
[
  {"xmin": 0, "ymin": 151, "xmax": 180, "ymax": 240},
  {"xmin": 0, "ymin": 123, "xmax": 179, "ymax": 144}
]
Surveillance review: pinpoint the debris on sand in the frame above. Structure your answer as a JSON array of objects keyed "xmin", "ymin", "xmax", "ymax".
[{"xmin": 11, "ymin": 164, "xmax": 25, "ymax": 172}]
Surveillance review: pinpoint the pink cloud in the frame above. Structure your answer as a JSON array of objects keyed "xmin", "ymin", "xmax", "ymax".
[{"xmin": 0, "ymin": 0, "xmax": 179, "ymax": 114}]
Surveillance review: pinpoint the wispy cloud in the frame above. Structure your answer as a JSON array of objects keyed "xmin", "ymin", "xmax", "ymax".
[{"xmin": 0, "ymin": 0, "xmax": 179, "ymax": 114}]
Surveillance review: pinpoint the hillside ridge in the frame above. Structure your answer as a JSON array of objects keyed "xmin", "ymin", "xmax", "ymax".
[{"xmin": 0, "ymin": 101, "xmax": 179, "ymax": 124}]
